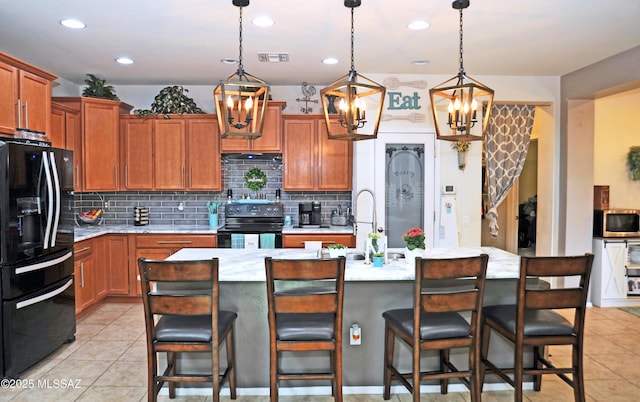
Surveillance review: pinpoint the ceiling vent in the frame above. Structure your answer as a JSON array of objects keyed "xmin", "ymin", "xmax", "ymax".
[{"xmin": 257, "ymin": 52, "xmax": 289, "ymax": 63}]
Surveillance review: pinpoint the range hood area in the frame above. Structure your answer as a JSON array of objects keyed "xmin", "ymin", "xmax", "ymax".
[{"xmin": 222, "ymin": 153, "xmax": 282, "ymax": 163}]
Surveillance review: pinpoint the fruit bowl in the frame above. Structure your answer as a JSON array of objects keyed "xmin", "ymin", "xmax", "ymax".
[{"xmin": 77, "ymin": 209, "xmax": 103, "ymax": 224}]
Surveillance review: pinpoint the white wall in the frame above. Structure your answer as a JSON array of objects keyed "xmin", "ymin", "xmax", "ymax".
[{"xmin": 594, "ymin": 88, "xmax": 640, "ymax": 209}]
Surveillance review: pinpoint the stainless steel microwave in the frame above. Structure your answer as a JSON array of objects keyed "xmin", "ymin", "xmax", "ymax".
[{"xmin": 593, "ymin": 209, "xmax": 640, "ymax": 238}]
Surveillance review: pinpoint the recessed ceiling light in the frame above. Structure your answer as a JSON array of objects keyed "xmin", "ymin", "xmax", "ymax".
[
  {"xmin": 116, "ymin": 57, "xmax": 134, "ymax": 65},
  {"xmin": 322, "ymin": 57, "xmax": 339, "ymax": 65},
  {"xmin": 408, "ymin": 20, "xmax": 430, "ymax": 30},
  {"xmin": 220, "ymin": 58, "xmax": 238, "ymax": 64},
  {"xmin": 412, "ymin": 60, "xmax": 430, "ymax": 66},
  {"xmin": 60, "ymin": 19, "xmax": 86, "ymax": 29},
  {"xmin": 252, "ymin": 16, "xmax": 274, "ymax": 27}
]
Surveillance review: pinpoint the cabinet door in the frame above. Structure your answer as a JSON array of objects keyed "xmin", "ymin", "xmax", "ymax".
[
  {"xmin": 283, "ymin": 118, "xmax": 316, "ymax": 190},
  {"xmin": 251, "ymin": 104, "xmax": 283, "ymax": 152},
  {"xmin": 154, "ymin": 119, "xmax": 186, "ymax": 190},
  {"xmin": 83, "ymin": 101, "xmax": 120, "ymax": 190},
  {"xmin": 0, "ymin": 61, "xmax": 18, "ymax": 134},
  {"xmin": 70, "ymin": 110, "xmax": 83, "ymax": 191},
  {"xmin": 50, "ymin": 107, "xmax": 66, "ymax": 148},
  {"xmin": 74, "ymin": 240, "xmax": 95, "ymax": 314},
  {"xmin": 600, "ymin": 242, "xmax": 628, "ymax": 300},
  {"xmin": 187, "ymin": 119, "xmax": 221, "ymax": 190},
  {"xmin": 92, "ymin": 236, "xmax": 107, "ymax": 301},
  {"xmin": 134, "ymin": 248, "xmax": 174, "ymax": 296},
  {"xmin": 18, "ymin": 70, "xmax": 51, "ymax": 134},
  {"xmin": 317, "ymin": 120, "xmax": 353, "ymax": 190},
  {"xmin": 105, "ymin": 235, "xmax": 130, "ymax": 295},
  {"xmin": 121, "ymin": 118, "xmax": 154, "ymax": 190}
]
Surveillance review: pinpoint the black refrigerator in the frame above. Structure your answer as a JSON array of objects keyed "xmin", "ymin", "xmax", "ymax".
[{"xmin": 0, "ymin": 137, "xmax": 76, "ymax": 379}]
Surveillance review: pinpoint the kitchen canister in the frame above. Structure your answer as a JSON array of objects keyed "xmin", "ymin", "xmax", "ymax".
[{"xmin": 134, "ymin": 207, "xmax": 149, "ymax": 226}]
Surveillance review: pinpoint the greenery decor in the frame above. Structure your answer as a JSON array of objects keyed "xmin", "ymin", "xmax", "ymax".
[
  {"xmin": 451, "ymin": 140, "xmax": 471, "ymax": 152},
  {"xmin": 82, "ymin": 74, "xmax": 119, "ymax": 100},
  {"xmin": 628, "ymin": 146, "xmax": 640, "ymax": 181},
  {"xmin": 403, "ymin": 227, "xmax": 426, "ymax": 250},
  {"xmin": 244, "ymin": 168, "xmax": 267, "ymax": 192},
  {"xmin": 328, "ymin": 243, "xmax": 347, "ymax": 249},
  {"xmin": 134, "ymin": 85, "xmax": 204, "ymax": 118}
]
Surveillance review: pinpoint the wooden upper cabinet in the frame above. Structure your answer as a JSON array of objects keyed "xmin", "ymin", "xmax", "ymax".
[
  {"xmin": 220, "ymin": 101, "xmax": 285, "ymax": 153},
  {"xmin": 51, "ymin": 102, "xmax": 81, "ymax": 189},
  {"xmin": 52, "ymin": 97, "xmax": 133, "ymax": 192},
  {"xmin": 0, "ymin": 52, "xmax": 56, "ymax": 136},
  {"xmin": 119, "ymin": 114, "xmax": 221, "ymax": 191},
  {"xmin": 121, "ymin": 117, "xmax": 154, "ymax": 190},
  {"xmin": 187, "ymin": 118, "xmax": 222, "ymax": 190},
  {"xmin": 154, "ymin": 119, "xmax": 187, "ymax": 190},
  {"xmin": 283, "ymin": 115, "xmax": 352, "ymax": 191}
]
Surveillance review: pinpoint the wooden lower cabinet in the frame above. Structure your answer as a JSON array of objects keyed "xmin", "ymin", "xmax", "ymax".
[
  {"xmin": 129, "ymin": 234, "xmax": 217, "ymax": 296},
  {"xmin": 283, "ymin": 234, "xmax": 355, "ymax": 248},
  {"xmin": 74, "ymin": 239, "xmax": 100, "ymax": 314},
  {"xmin": 104, "ymin": 235, "xmax": 130, "ymax": 295}
]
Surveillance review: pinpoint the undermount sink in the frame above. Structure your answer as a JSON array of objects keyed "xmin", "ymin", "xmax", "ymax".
[{"xmin": 318, "ymin": 250, "xmax": 365, "ymax": 260}]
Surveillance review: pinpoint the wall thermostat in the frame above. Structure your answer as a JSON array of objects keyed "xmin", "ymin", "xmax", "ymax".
[{"xmin": 442, "ymin": 184, "xmax": 456, "ymax": 195}]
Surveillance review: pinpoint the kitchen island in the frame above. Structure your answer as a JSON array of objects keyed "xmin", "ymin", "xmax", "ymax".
[{"xmin": 162, "ymin": 247, "xmax": 527, "ymax": 395}]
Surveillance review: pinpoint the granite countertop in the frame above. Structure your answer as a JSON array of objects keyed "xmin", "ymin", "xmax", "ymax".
[
  {"xmin": 167, "ymin": 246, "xmax": 520, "ymax": 282},
  {"xmin": 74, "ymin": 224, "xmax": 355, "ymax": 242}
]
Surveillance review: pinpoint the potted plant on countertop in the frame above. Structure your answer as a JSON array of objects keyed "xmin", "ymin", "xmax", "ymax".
[
  {"xmin": 327, "ymin": 243, "xmax": 348, "ymax": 258},
  {"xmin": 367, "ymin": 232, "xmax": 386, "ymax": 266},
  {"xmin": 402, "ymin": 227, "xmax": 426, "ymax": 263},
  {"xmin": 207, "ymin": 201, "xmax": 221, "ymax": 228}
]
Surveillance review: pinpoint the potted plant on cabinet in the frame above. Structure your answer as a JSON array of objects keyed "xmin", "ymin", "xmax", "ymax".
[{"xmin": 327, "ymin": 243, "xmax": 348, "ymax": 258}]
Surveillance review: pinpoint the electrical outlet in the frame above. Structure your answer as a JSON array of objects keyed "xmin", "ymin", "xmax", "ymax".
[
  {"xmin": 350, "ymin": 324, "xmax": 361, "ymax": 345},
  {"xmin": 103, "ymin": 200, "xmax": 110, "ymax": 210}
]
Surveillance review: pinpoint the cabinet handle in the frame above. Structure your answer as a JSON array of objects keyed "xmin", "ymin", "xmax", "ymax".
[
  {"xmin": 24, "ymin": 101, "xmax": 29, "ymax": 128},
  {"xmin": 114, "ymin": 166, "xmax": 118, "ymax": 188},
  {"xmin": 125, "ymin": 166, "xmax": 128, "ymax": 187},
  {"xmin": 189, "ymin": 167, "xmax": 193, "ymax": 188},
  {"xmin": 80, "ymin": 262, "xmax": 85, "ymax": 288},
  {"xmin": 156, "ymin": 240, "xmax": 193, "ymax": 245},
  {"xmin": 181, "ymin": 166, "xmax": 185, "ymax": 187},
  {"xmin": 17, "ymin": 99, "xmax": 21, "ymax": 128},
  {"xmin": 74, "ymin": 165, "xmax": 79, "ymax": 188},
  {"xmin": 75, "ymin": 246, "xmax": 91, "ymax": 253}
]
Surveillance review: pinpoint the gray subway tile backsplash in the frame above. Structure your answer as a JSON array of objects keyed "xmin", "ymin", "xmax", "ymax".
[{"xmin": 74, "ymin": 159, "xmax": 352, "ymax": 227}]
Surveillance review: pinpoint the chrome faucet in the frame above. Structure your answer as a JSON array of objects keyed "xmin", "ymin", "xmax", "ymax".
[{"xmin": 353, "ymin": 188, "xmax": 377, "ymax": 236}]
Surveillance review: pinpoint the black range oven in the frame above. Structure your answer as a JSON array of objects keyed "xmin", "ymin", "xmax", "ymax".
[{"xmin": 217, "ymin": 202, "xmax": 284, "ymax": 249}]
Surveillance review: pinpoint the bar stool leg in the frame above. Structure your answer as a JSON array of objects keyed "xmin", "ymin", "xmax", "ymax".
[{"xmin": 383, "ymin": 321, "xmax": 393, "ymax": 400}]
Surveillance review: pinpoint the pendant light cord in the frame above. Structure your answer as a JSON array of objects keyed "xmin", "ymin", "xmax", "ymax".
[
  {"xmin": 350, "ymin": 6, "xmax": 356, "ymax": 72},
  {"xmin": 458, "ymin": 6, "xmax": 465, "ymax": 75},
  {"xmin": 237, "ymin": 6, "xmax": 244, "ymax": 73}
]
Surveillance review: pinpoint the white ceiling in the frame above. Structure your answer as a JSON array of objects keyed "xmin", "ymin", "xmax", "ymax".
[{"xmin": 1, "ymin": 0, "xmax": 639, "ymax": 87}]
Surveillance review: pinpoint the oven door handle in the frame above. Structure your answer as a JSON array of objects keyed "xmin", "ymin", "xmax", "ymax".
[
  {"xmin": 16, "ymin": 278, "xmax": 73, "ymax": 310},
  {"xmin": 15, "ymin": 251, "xmax": 74, "ymax": 275}
]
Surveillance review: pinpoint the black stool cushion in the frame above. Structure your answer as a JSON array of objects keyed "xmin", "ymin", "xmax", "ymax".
[
  {"xmin": 155, "ymin": 311, "xmax": 237, "ymax": 342},
  {"xmin": 382, "ymin": 308, "xmax": 470, "ymax": 340},
  {"xmin": 277, "ymin": 313, "xmax": 334, "ymax": 341},
  {"xmin": 483, "ymin": 304, "xmax": 573, "ymax": 336}
]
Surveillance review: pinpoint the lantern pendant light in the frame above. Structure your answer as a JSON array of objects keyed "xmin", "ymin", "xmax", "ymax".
[
  {"xmin": 429, "ymin": 0, "xmax": 494, "ymax": 142},
  {"xmin": 214, "ymin": 0, "xmax": 270, "ymax": 139},
  {"xmin": 320, "ymin": 0, "xmax": 386, "ymax": 141}
]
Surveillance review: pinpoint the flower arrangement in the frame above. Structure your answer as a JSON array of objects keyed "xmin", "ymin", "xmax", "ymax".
[
  {"xmin": 451, "ymin": 140, "xmax": 471, "ymax": 152},
  {"xmin": 402, "ymin": 227, "xmax": 425, "ymax": 250},
  {"xmin": 367, "ymin": 232, "xmax": 383, "ymax": 256}
]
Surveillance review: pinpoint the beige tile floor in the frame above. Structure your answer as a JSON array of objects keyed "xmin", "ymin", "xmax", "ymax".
[{"xmin": 2, "ymin": 303, "xmax": 640, "ymax": 401}]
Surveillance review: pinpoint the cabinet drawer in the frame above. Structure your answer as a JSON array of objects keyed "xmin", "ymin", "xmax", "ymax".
[
  {"xmin": 283, "ymin": 234, "xmax": 355, "ymax": 248},
  {"xmin": 74, "ymin": 240, "xmax": 94, "ymax": 257},
  {"xmin": 135, "ymin": 234, "xmax": 216, "ymax": 248}
]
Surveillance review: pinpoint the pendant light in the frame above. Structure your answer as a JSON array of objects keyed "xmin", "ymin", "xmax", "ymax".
[
  {"xmin": 320, "ymin": 0, "xmax": 386, "ymax": 141},
  {"xmin": 429, "ymin": 0, "xmax": 494, "ymax": 141},
  {"xmin": 214, "ymin": 0, "xmax": 270, "ymax": 138}
]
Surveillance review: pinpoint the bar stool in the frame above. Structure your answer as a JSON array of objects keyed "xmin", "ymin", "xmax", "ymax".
[
  {"xmin": 264, "ymin": 256, "xmax": 346, "ymax": 402},
  {"xmin": 480, "ymin": 254, "xmax": 594, "ymax": 401},
  {"xmin": 382, "ymin": 254, "xmax": 489, "ymax": 402},
  {"xmin": 138, "ymin": 258, "xmax": 237, "ymax": 402}
]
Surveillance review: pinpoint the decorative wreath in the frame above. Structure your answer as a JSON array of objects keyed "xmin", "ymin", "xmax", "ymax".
[{"xmin": 244, "ymin": 168, "xmax": 267, "ymax": 191}]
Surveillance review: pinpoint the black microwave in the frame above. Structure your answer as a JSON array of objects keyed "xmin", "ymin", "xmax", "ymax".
[{"xmin": 593, "ymin": 209, "xmax": 640, "ymax": 238}]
